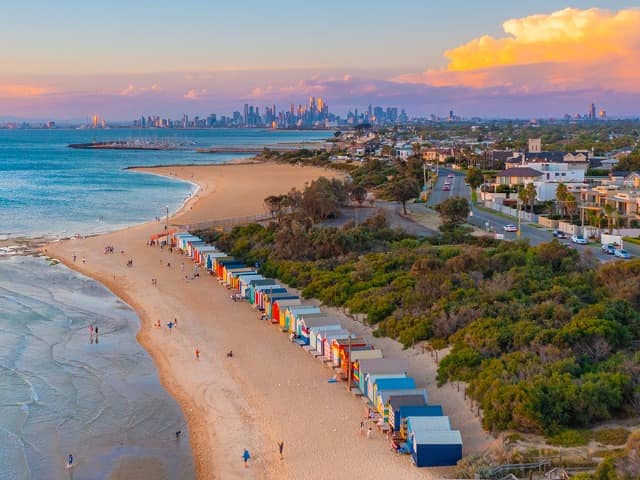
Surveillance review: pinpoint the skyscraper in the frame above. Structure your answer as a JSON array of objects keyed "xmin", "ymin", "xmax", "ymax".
[{"xmin": 589, "ymin": 103, "xmax": 596, "ymax": 120}]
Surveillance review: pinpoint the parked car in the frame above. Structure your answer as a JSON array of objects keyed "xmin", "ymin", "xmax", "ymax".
[
  {"xmin": 442, "ymin": 185, "xmax": 450, "ymax": 191},
  {"xmin": 552, "ymin": 230, "xmax": 567, "ymax": 239},
  {"xmin": 614, "ymin": 249, "xmax": 631, "ymax": 259},
  {"xmin": 601, "ymin": 243, "xmax": 616, "ymax": 255},
  {"xmin": 503, "ymin": 224, "xmax": 518, "ymax": 232},
  {"xmin": 571, "ymin": 234, "xmax": 587, "ymax": 244},
  {"xmin": 447, "ymin": 174, "xmax": 454, "ymax": 178}
]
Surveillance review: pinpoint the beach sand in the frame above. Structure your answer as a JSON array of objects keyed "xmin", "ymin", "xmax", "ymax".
[{"xmin": 46, "ymin": 162, "xmax": 495, "ymax": 479}]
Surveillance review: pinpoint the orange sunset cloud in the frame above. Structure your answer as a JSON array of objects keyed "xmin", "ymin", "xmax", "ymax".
[
  {"xmin": 396, "ymin": 7, "xmax": 640, "ymax": 92},
  {"xmin": 0, "ymin": 84, "xmax": 49, "ymax": 98}
]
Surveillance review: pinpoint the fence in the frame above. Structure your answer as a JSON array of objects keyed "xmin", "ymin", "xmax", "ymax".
[
  {"xmin": 176, "ymin": 213, "xmax": 273, "ymax": 232},
  {"xmin": 483, "ymin": 201, "xmax": 538, "ymax": 223}
]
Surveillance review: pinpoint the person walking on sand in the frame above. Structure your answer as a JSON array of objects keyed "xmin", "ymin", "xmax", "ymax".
[
  {"xmin": 242, "ymin": 449, "xmax": 250, "ymax": 468},
  {"xmin": 66, "ymin": 453, "xmax": 73, "ymax": 468},
  {"xmin": 195, "ymin": 348, "xmax": 200, "ymax": 360},
  {"xmin": 367, "ymin": 427, "xmax": 372, "ymax": 439},
  {"xmin": 278, "ymin": 440, "xmax": 284, "ymax": 459}
]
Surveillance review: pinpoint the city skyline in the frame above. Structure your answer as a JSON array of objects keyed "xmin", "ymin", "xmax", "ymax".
[{"xmin": 2, "ymin": 2, "xmax": 640, "ymax": 119}]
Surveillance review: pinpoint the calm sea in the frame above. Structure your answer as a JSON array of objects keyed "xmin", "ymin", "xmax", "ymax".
[{"xmin": 0, "ymin": 128, "xmax": 324, "ymax": 479}]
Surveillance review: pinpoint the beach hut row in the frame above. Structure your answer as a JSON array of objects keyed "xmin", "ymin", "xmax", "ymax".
[{"xmin": 166, "ymin": 231, "xmax": 463, "ymax": 468}]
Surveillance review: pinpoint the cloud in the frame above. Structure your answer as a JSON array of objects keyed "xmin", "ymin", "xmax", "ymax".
[
  {"xmin": 0, "ymin": 83, "xmax": 49, "ymax": 98},
  {"xmin": 396, "ymin": 7, "xmax": 640, "ymax": 92},
  {"xmin": 183, "ymin": 88, "xmax": 207, "ymax": 100},
  {"xmin": 119, "ymin": 83, "xmax": 161, "ymax": 96}
]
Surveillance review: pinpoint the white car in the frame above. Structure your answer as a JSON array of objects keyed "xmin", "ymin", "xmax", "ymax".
[
  {"xmin": 503, "ymin": 224, "xmax": 518, "ymax": 232},
  {"xmin": 571, "ymin": 234, "xmax": 587, "ymax": 244},
  {"xmin": 614, "ymin": 249, "xmax": 631, "ymax": 259}
]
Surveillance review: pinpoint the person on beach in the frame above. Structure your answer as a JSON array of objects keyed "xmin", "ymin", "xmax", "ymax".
[
  {"xmin": 242, "ymin": 449, "xmax": 250, "ymax": 468},
  {"xmin": 167, "ymin": 321, "xmax": 174, "ymax": 332},
  {"xmin": 73, "ymin": 255, "xmax": 76, "ymax": 262},
  {"xmin": 367, "ymin": 427, "xmax": 372, "ymax": 439},
  {"xmin": 278, "ymin": 441, "xmax": 284, "ymax": 459},
  {"xmin": 360, "ymin": 420, "xmax": 365, "ymax": 435},
  {"xmin": 67, "ymin": 453, "xmax": 73, "ymax": 468},
  {"xmin": 195, "ymin": 348, "xmax": 200, "ymax": 360},
  {"xmin": 174, "ymin": 317, "xmax": 178, "ymax": 328}
]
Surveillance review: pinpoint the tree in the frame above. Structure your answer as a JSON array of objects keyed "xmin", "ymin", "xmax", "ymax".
[
  {"xmin": 603, "ymin": 204, "xmax": 617, "ymax": 234},
  {"xmin": 391, "ymin": 178, "xmax": 420, "ymax": 214},
  {"xmin": 349, "ymin": 185, "xmax": 367, "ymax": 206},
  {"xmin": 466, "ymin": 168, "xmax": 484, "ymax": 191},
  {"xmin": 264, "ymin": 194, "xmax": 290, "ymax": 223},
  {"xmin": 555, "ymin": 183, "xmax": 569, "ymax": 217},
  {"xmin": 436, "ymin": 196, "xmax": 470, "ymax": 226},
  {"xmin": 523, "ymin": 183, "xmax": 537, "ymax": 212}
]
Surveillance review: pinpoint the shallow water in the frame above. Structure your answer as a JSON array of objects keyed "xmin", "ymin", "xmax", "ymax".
[
  {"xmin": 0, "ymin": 128, "xmax": 325, "ymax": 238},
  {"xmin": 0, "ymin": 256, "xmax": 194, "ymax": 480}
]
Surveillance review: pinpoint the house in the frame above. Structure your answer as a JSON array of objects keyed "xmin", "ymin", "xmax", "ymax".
[
  {"xmin": 272, "ymin": 298, "xmax": 302, "ymax": 325},
  {"xmin": 342, "ymin": 349, "xmax": 382, "ymax": 380},
  {"xmin": 309, "ymin": 324, "xmax": 344, "ymax": 353},
  {"xmin": 495, "ymin": 167, "xmax": 543, "ymax": 186}
]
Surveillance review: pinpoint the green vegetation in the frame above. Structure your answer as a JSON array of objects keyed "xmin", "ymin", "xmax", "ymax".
[
  {"xmin": 548, "ymin": 429, "xmax": 590, "ymax": 447},
  {"xmin": 623, "ymin": 236, "xmax": 640, "ymax": 246},
  {"xmin": 196, "ymin": 200, "xmax": 640, "ymax": 435}
]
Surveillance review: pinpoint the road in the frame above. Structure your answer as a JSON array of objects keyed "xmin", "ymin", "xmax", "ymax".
[{"xmin": 424, "ymin": 166, "xmax": 620, "ymax": 263}]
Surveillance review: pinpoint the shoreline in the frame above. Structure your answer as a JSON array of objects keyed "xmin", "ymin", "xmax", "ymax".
[{"xmin": 43, "ymin": 162, "xmax": 493, "ymax": 479}]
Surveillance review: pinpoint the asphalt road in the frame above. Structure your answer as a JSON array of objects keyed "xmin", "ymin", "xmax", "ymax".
[{"xmin": 425, "ymin": 167, "xmax": 624, "ymax": 263}]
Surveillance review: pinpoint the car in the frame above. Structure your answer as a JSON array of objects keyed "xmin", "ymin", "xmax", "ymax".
[
  {"xmin": 614, "ymin": 249, "xmax": 631, "ymax": 259},
  {"xmin": 447, "ymin": 174, "xmax": 454, "ymax": 178},
  {"xmin": 503, "ymin": 224, "xmax": 518, "ymax": 232},
  {"xmin": 442, "ymin": 185, "xmax": 450, "ymax": 191},
  {"xmin": 601, "ymin": 243, "xmax": 616, "ymax": 255},
  {"xmin": 552, "ymin": 229, "xmax": 567, "ymax": 239},
  {"xmin": 571, "ymin": 234, "xmax": 587, "ymax": 244}
]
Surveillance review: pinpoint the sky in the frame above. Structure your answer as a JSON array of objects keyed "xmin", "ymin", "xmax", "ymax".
[{"xmin": 1, "ymin": 1, "xmax": 639, "ymax": 120}]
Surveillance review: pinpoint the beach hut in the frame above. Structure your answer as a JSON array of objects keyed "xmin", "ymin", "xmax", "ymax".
[
  {"xmin": 254, "ymin": 284, "xmax": 285, "ymax": 308},
  {"xmin": 406, "ymin": 418, "xmax": 462, "ymax": 467},
  {"xmin": 375, "ymin": 388, "xmax": 433, "ymax": 428},
  {"xmin": 237, "ymin": 274, "xmax": 264, "ymax": 296},
  {"xmin": 314, "ymin": 328, "xmax": 350, "ymax": 356},
  {"xmin": 240, "ymin": 277, "xmax": 267, "ymax": 298},
  {"xmin": 273, "ymin": 298, "xmax": 302, "ymax": 325},
  {"xmin": 297, "ymin": 315, "xmax": 341, "ymax": 345},
  {"xmin": 309, "ymin": 324, "xmax": 343, "ymax": 352},
  {"xmin": 224, "ymin": 266, "xmax": 253, "ymax": 286},
  {"xmin": 323, "ymin": 331, "xmax": 358, "ymax": 363},
  {"xmin": 283, "ymin": 305, "xmax": 321, "ymax": 333},
  {"xmin": 168, "ymin": 230, "xmax": 187, "ymax": 247},
  {"xmin": 330, "ymin": 337, "xmax": 368, "ymax": 367},
  {"xmin": 211, "ymin": 256, "xmax": 233, "ymax": 276},
  {"xmin": 371, "ymin": 377, "xmax": 416, "ymax": 406},
  {"xmin": 392, "ymin": 403, "xmax": 443, "ymax": 436},
  {"xmin": 356, "ymin": 358, "xmax": 409, "ymax": 398},
  {"xmin": 341, "ymin": 348, "xmax": 382, "ymax": 379},
  {"xmin": 215, "ymin": 258, "xmax": 243, "ymax": 278},
  {"xmin": 364, "ymin": 372, "xmax": 407, "ymax": 403},
  {"xmin": 264, "ymin": 293, "xmax": 298, "ymax": 321},
  {"xmin": 186, "ymin": 240, "xmax": 206, "ymax": 258},
  {"xmin": 175, "ymin": 234, "xmax": 200, "ymax": 252},
  {"xmin": 247, "ymin": 279, "xmax": 277, "ymax": 303},
  {"xmin": 203, "ymin": 252, "xmax": 228, "ymax": 271},
  {"xmin": 293, "ymin": 312, "xmax": 329, "ymax": 337},
  {"xmin": 229, "ymin": 270, "xmax": 258, "ymax": 290},
  {"xmin": 194, "ymin": 246, "xmax": 218, "ymax": 265}
]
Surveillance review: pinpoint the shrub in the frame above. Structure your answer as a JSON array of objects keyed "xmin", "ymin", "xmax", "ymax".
[{"xmin": 547, "ymin": 429, "xmax": 590, "ymax": 447}]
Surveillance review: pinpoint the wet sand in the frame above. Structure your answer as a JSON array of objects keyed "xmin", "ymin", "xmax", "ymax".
[{"xmin": 46, "ymin": 162, "xmax": 495, "ymax": 479}]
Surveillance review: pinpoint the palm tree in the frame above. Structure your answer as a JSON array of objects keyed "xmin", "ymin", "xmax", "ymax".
[
  {"xmin": 603, "ymin": 204, "xmax": 616, "ymax": 234},
  {"xmin": 555, "ymin": 183, "xmax": 569, "ymax": 218}
]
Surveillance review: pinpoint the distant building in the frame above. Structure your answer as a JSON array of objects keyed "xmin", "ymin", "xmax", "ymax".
[{"xmin": 528, "ymin": 138, "xmax": 542, "ymax": 153}]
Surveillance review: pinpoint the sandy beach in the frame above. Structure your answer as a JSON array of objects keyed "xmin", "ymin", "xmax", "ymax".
[{"xmin": 46, "ymin": 162, "xmax": 495, "ymax": 479}]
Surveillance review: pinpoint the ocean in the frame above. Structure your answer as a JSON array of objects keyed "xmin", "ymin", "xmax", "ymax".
[{"xmin": 0, "ymin": 128, "xmax": 325, "ymax": 479}]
